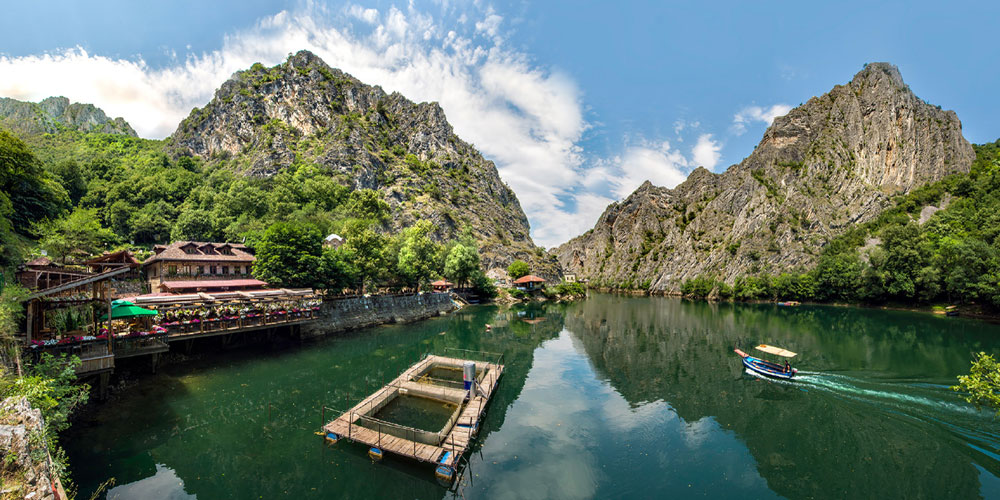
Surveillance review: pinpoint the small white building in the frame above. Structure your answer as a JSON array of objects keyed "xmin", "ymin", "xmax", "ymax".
[{"xmin": 324, "ymin": 234, "xmax": 345, "ymax": 249}]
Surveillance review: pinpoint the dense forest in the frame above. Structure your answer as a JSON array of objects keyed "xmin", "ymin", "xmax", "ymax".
[
  {"xmin": 681, "ymin": 139, "xmax": 1000, "ymax": 309},
  {"xmin": 0, "ymin": 128, "xmax": 497, "ymax": 296}
]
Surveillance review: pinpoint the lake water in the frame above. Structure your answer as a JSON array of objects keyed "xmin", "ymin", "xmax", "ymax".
[{"xmin": 64, "ymin": 294, "xmax": 1000, "ymax": 499}]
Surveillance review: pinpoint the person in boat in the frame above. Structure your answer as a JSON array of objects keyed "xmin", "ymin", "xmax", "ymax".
[{"xmin": 785, "ymin": 361, "xmax": 791, "ymax": 373}]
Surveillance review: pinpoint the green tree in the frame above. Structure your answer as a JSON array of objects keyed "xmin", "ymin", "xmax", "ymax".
[
  {"xmin": 507, "ymin": 260, "xmax": 530, "ymax": 280},
  {"xmin": 172, "ymin": 208, "xmax": 216, "ymax": 242},
  {"xmin": 444, "ymin": 243, "xmax": 480, "ymax": 288},
  {"xmin": 877, "ymin": 223, "xmax": 925, "ymax": 299},
  {"xmin": 252, "ymin": 222, "xmax": 324, "ymax": 288},
  {"xmin": 0, "ymin": 130, "xmax": 69, "ymax": 231},
  {"xmin": 130, "ymin": 201, "xmax": 175, "ymax": 243},
  {"xmin": 396, "ymin": 220, "xmax": 441, "ymax": 289},
  {"xmin": 681, "ymin": 275, "xmax": 717, "ymax": 299},
  {"xmin": 0, "ymin": 130, "xmax": 69, "ymax": 265},
  {"xmin": 343, "ymin": 221, "xmax": 389, "ymax": 291},
  {"xmin": 348, "ymin": 189, "xmax": 390, "ymax": 224},
  {"xmin": 38, "ymin": 208, "xmax": 117, "ymax": 264},
  {"xmin": 814, "ymin": 252, "xmax": 865, "ymax": 302},
  {"xmin": 953, "ymin": 352, "xmax": 1000, "ymax": 416},
  {"xmin": 49, "ymin": 159, "xmax": 87, "ymax": 205},
  {"xmin": 320, "ymin": 246, "xmax": 359, "ymax": 292},
  {"xmin": 469, "ymin": 268, "xmax": 498, "ymax": 299}
]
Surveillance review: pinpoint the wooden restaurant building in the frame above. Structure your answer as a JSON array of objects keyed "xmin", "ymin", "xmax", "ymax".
[{"xmin": 143, "ymin": 241, "xmax": 264, "ymax": 293}]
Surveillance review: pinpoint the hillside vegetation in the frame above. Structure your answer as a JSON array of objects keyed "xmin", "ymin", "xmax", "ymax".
[
  {"xmin": 556, "ymin": 63, "xmax": 974, "ymax": 291},
  {"xmin": 0, "ymin": 51, "xmax": 561, "ymax": 281},
  {"xmin": 682, "ymin": 140, "xmax": 1000, "ymax": 308}
]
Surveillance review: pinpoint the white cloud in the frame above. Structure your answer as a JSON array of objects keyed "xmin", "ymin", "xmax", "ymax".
[
  {"xmin": 346, "ymin": 5, "xmax": 378, "ymax": 23},
  {"xmin": 691, "ymin": 133, "xmax": 721, "ymax": 170},
  {"xmin": 0, "ymin": 3, "xmax": 598, "ymax": 247},
  {"xmin": 610, "ymin": 141, "xmax": 689, "ymax": 199},
  {"xmin": 0, "ymin": 2, "xmax": 726, "ymax": 248},
  {"xmin": 732, "ymin": 103, "xmax": 792, "ymax": 135}
]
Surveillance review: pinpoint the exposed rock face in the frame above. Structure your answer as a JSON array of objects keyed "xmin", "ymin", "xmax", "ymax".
[
  {"xmin": 167, "ymin": 50, "xmax": 560, "ymax": 280},
  {"xmin": 0, "ymin": 397, "xmax": 61, "ymax": 500},
  {"xmin": 555, "ymin": 63, "xmax": 974, "ymax": 291},
  {"xmin": 0, "ymin": 96, "xmax": 136, "ymax": 136}
]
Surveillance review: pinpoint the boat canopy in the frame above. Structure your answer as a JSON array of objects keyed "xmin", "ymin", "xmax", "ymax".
[{"xmin": 755, "ymin": 344, "xmax": 797, "ymax": 358}]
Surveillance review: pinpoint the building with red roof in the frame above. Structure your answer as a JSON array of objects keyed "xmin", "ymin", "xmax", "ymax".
[
  {"xmin": 512, "ymin": 275, "xmax": 546, "ymax": 291},
  {"xmin": 431, "ymin": 280, "xmax": 454, "ymax": 292}
]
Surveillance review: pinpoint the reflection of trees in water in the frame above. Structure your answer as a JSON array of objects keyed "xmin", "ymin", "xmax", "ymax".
[
  {"xmin": 67, "ymin": 304, "xmax": 568, "ymax": 499},
  {"xmin": 565, "ymin": 294, "xmax": 991, "ymax": 499}
]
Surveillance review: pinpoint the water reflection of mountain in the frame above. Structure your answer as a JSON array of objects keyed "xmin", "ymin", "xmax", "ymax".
[{"xmin": 564, "ymin": 294, "xmax": 1000, "ymax": 499}]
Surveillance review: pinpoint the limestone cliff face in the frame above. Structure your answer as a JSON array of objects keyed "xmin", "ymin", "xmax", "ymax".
[
  {"xmin": 0, "ymin": 96, "xmax": 136, "ymax": 136},
  {"xmin": 555, "ymin": 63, "xmax": 974, "ymax": 291},
  {"xmin": 167, "ymin": 50, "xmax": 560, "ymax": 279}
]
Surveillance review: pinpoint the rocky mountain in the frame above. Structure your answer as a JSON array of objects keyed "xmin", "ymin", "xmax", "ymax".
[
  {"xmin": 555, "ymin": 63, "xmax": 974, "ymax": 291},
  {"xmin": 0, "ymin": 96, "xmax": 136, "ymax": 137},
  {"xmin": 165, "ymin": 50, "xmax": 559, "ymax": 279}
]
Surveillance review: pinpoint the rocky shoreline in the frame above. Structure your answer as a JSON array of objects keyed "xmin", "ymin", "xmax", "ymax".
[{"xmin": 0, "ymin": 398, "xmax": 66, "ymax": 500}]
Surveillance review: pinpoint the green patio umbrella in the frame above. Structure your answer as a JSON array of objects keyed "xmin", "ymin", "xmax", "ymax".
[{"xmin": 99, "ymin": 300, "xmax": 159, "ymax": 320}]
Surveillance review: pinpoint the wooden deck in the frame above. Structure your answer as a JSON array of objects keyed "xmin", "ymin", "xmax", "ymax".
[{"xmin": 323, "ymin": 354, "xmax": 504, "ymax": 470}]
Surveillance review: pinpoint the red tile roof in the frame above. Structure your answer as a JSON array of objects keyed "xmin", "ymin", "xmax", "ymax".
[
  {"xmin": 513, "ymin": 275, "xmax": 546, "ymax": 284},
  {"xmin": 431, "ymin": 280, "xmax": 454, "ymax": 286},
  {"xmin": 144, "ymin": 241, "xmax": 255, "ymax": 265},
  {"xmin": 159, "ymin": 279, "xmax": 267, "ymax": 290}
]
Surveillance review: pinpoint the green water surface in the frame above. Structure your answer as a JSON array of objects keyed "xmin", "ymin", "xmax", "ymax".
[
  {"xmin": 64, "ymin": 295, "xmax": 1000, "ymax": 499},
  {"xmin": 372, "ymin": 394, "xmax": 456, "ymax": 432}
]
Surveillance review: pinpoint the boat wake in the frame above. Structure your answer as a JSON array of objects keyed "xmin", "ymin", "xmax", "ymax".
[
  {"xmin": 795, "ymin": 372, "xmax": 983, "ymax": 417},
  {"xmin": 746, "ymin": 368, "xmax": 1000, "ymax": 462}
]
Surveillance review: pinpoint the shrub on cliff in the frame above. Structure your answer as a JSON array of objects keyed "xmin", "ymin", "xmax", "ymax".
[{"xmin": 507, "ymin": 260, "xmax": 530, "ymax": 280}]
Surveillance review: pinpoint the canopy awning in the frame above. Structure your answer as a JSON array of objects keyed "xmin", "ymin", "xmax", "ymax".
[
  {"xmin": 100, "ymin": 301, "xmax": 159, "ymax": 320},
  {"xmin": 755, "ymin": 344, "xmax": 797, "ymax": 358}
]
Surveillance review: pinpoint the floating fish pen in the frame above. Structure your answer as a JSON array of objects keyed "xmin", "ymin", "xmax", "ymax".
[{"xmin": 323, "ymin": 349, "xmax": 504, "ymax": 484}]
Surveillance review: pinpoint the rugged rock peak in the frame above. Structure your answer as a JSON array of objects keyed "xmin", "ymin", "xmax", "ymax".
[
  {"xmin": 556, "ymin": 63, "xmax": 974, "ymax": 291},
  {"xmin": 854, "ymin": 62, "xmax": 905, "ymax": 88},
  {"xmin": 168, "ymin": 50, "xmax": 561, "ymax": 280},
  {"xmin": 0, "ymin": 95, "xmax": 136, "ymax": 136}
]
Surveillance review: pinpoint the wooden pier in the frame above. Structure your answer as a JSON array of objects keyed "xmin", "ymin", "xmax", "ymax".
[{"xmin": 323, "ymin": 352, "xmax": 504, "ymax": 478}]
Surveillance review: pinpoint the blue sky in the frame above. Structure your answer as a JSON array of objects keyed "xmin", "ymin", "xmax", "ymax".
[{"xmin": 1, "ymin": 1, "xmax": 998, "ymax": 246}]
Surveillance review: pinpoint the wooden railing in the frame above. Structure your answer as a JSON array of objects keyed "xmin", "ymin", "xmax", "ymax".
[
  {"xmin": 27, "ymin": 339, "xmax": 114, "ymax": 375},
  {"xmin": 113, "ymin": 333, "xmax": 169, "ymax": 358},
  {"xmin": 158, "ymin": 308, "xmax": 319, "ymax": 338}
]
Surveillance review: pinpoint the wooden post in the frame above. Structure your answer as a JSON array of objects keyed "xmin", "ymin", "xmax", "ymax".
[
  {"xmin": 91, "ymin": 283, "xmax": 98, "ymax": 337},
  {"xmin": 99, "ymin": 372, "xmax": 110, "ymax": 401},
  {"xmin": 106, "ymin": 283, "xmax": 114, "ymax": 344},
  {"xmin": 25, "ymin": 301, "xmax": 34, "ymax": 345}
]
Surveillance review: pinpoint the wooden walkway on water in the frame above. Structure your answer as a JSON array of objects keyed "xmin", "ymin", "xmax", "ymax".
[{"xmin": 323, "ymin": 353, "xmax": 504, "ymax": 471}]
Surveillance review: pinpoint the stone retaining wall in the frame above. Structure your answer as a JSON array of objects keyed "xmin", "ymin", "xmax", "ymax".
[{"xmin": 299, "ymin": 293, "xmax": 456, "ymax": 339}]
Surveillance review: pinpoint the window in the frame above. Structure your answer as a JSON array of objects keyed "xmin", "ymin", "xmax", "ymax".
[
  {"xmin": 234, "ymin": 266, "xmax": 241, "ymax": 275},
  {"xmin": 210, "ymin": 266, "xmax": 217, "ymax": 275},
  {"xmin": 168, "ymin": 265, "xmax": 177, "ymax": 275},
  {"xmin": 197, "ymin": 266, "xmax": 204, "ymax": 275},
  {"xmin": 222, "ymin": 266, "xmax": 229, "ymax": 275}
]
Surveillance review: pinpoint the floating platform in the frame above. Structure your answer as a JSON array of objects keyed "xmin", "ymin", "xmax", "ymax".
[{"xmin": 323, "ymin": 351, "xmax": 504, "ymax": 480}]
